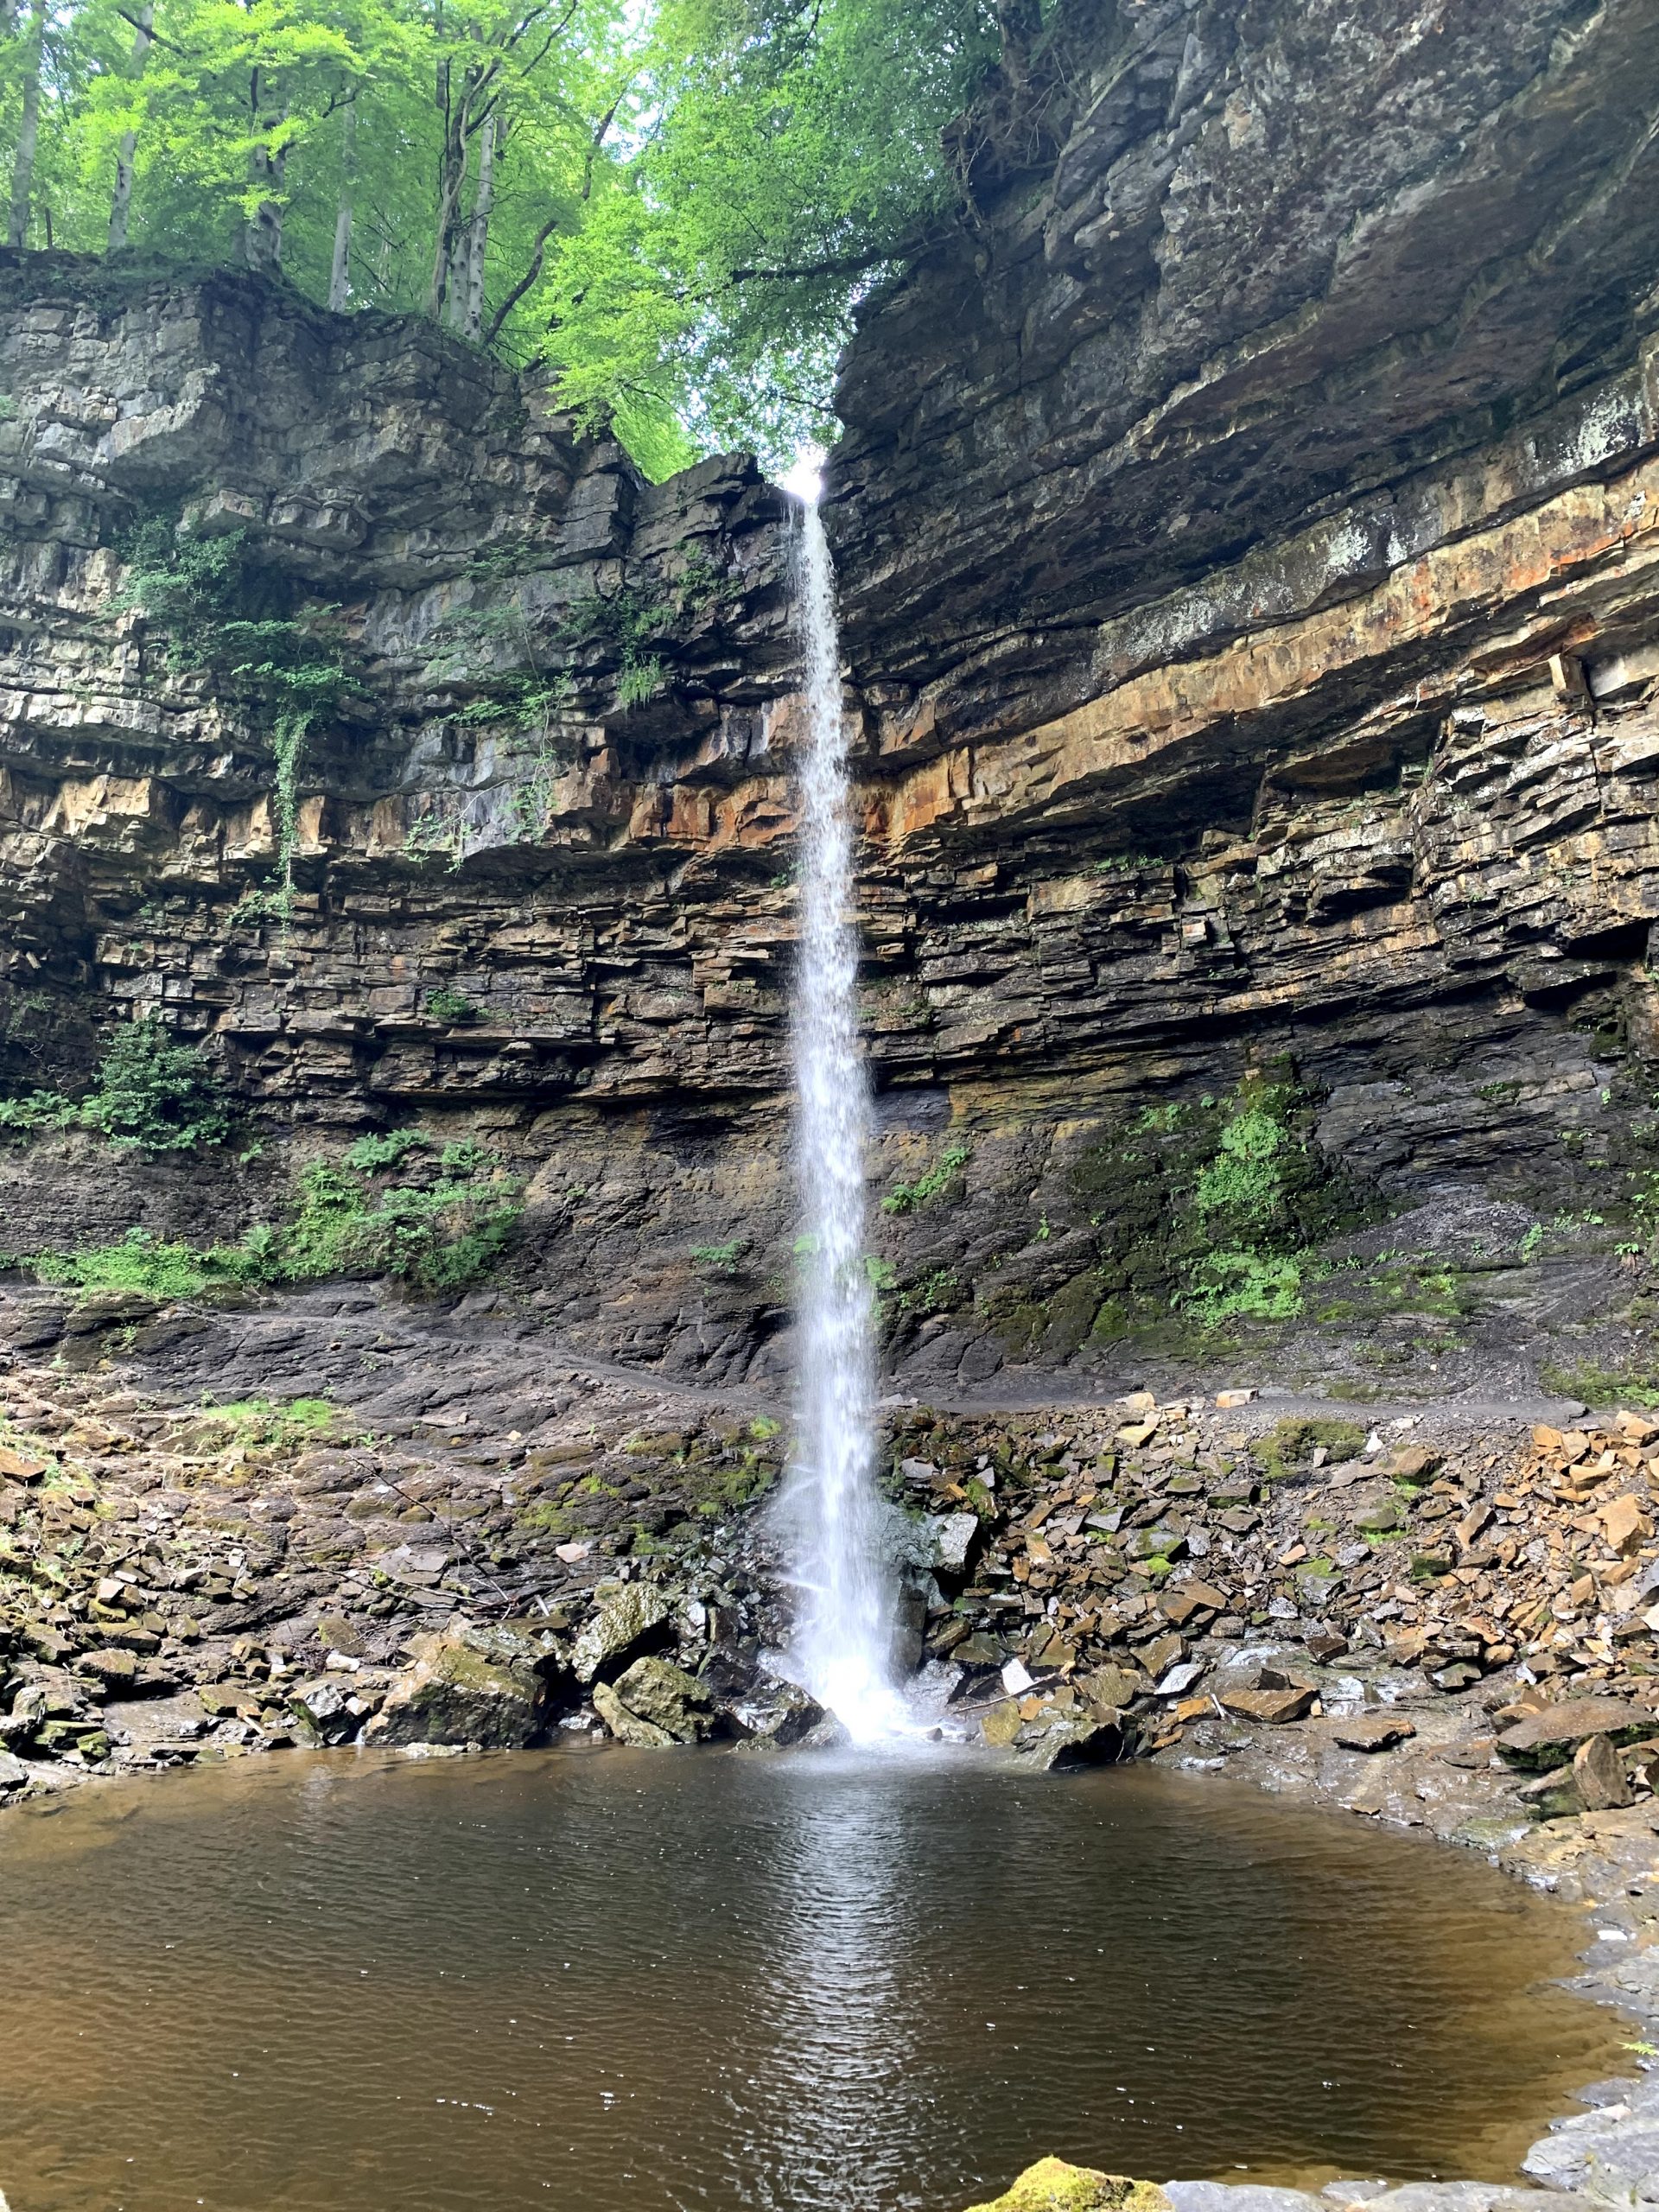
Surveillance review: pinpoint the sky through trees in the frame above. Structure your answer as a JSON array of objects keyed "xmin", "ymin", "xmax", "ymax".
[{"xmin": 0, "ymin": 0, "xmax": 1043, "ymax": 471}]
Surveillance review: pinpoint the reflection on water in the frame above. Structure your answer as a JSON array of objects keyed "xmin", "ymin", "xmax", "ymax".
[
  {"xmin": 743, "ymin": 1767, "xmax": 919, "ymax": 2209},
  {"xmin": 0, "ymin": 1749, "xmax": 1623, "ymax": 2212}
]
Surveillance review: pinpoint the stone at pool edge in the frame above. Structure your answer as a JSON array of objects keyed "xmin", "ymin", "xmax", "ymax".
[
  {"xmin": 962, "ymin": 2160, "xmax": 1173, "ymax": 2212},
  {"xmin": 364, "ymin": 1619, "xmax": 561, "ymax": 1750},
  {"xmin": 1166, "ymin": 2187, "xmax": 1592, "ymax": 2212},
  {"xmin": 569, "ymin": 1584, "xmax": 672, "ymax": 1685},
  {"xmin": 593, "ymin": 1656, "xmax": 715, "ymax": 1747}
]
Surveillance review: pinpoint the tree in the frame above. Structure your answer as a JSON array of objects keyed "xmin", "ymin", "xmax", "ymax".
[
  {"xmin": 0, "ymin": 0, "xmax": 1039, "ymax": 471},
  {"xmin": 105, "ymin": 0, "xmax": 153, "ymax": 250},
  {"xmin": 543, "ymin": 0, "xmax": 1025, "ymax": 465},
  {"xmin": 7, "ymin": 0, "xmax": 46, "ymax": 245},
  {"xmin": 326, "ymin": 83, "xmax": 352, "ymax": 304}
]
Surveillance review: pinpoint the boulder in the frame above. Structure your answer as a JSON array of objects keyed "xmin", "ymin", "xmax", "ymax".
[
  {"xmin": 927, "ymin": 1510, "xmax": 981, "ymax": 1576},
  {"xmin": 1154, "ymin": 1662, "xmax": 1205, "ymax": 1699},
  {"xmin": 963, "ymin": 2160, "xmax": 1173, "ymax": 2212},
  {"xmin": 569, "ymin": 1583, "xmax": 671, "ymax": 1684},
  {"xmin": 1573, "ymin": 1730, "xmax": 1632, "ymax": 1811},
  {"xmin": 1523, "ymin": 2114, "xmax": 1659, "ymax": 2201},
  {"xmin": 366, "ymin": 1619, "xmax": 556, "ymax": 1749},
  {"xmin": 1165, "ymin": 2188, "xmax": 1325, "ymax": 2212},
  {"xmin": 602, "ymin": 1656, "xmax": 714, "ymax": 1745},
  {"xmin": 592, "ymin": 1681, "xmax": 675, "ymax": 1749},
  {"xmin": 1220, "ymin": 1683, "xmax": 1316, "ymax": 1726},
  {"xmin": 981, "ymin": 1698, "xmax": 1023, "ymax": 1749},
  {"xmin": 1077, "ymin": 1664, "xmax": 1147, "ymax": 1712},
  {"xmin": 0, "ymin": 1683, "xmax": 47, "ymax": 1748},
  {"xmin": 1019, "ymin": 1713, "xmax": 1125, "ymax": 1771},
  {"xmin": 1497, "ymin": 1697, "xmax": 1658, "ymax": 1770},
  {"xmin": 0, "ymin": 1748, "xmax": 28, "ymax": 1791},
  {"xmin": 722, "ymin": 1675, "xmax": 824, "ymax": 1746},
  {"xmin": 1332, "ymin": 1713, "xmax": 1417, "ymax": 1753},
  {"xmin": 289, "ymin": 1675, "xmax": 364, "ymax": 1746},
  {"xmin": 1599, "ymin": 1494, "xmax": 1651, "ymax": 1554},
  {"xmin": 890, "ymin": 1579, "xmax": 928, "ymax": 1674}
]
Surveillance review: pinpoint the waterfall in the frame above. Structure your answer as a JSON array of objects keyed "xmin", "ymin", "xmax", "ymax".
[{"xmin": 781, "ymin": 494, "xmax": 906, "ymax": 1745}]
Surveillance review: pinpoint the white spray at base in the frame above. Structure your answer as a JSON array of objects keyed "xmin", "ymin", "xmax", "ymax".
[{"xmin": 779, "ymin": 493, "xmax": 908, "ymax": 1745}]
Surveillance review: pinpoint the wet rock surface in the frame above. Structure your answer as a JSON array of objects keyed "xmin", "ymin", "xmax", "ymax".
[{"xmin": 0, "ymin": 1279, "xmax": 797, "ymax": 1796}]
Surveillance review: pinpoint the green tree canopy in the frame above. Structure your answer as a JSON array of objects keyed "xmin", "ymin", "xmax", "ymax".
[{"xmin": 0, "ymin": 0, "xmax": 1049, "ymax": 471}]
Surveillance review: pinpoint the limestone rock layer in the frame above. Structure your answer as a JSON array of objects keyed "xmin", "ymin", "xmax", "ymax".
[{"xmin": 4, "ymin": 0, "xmax": 1659, "ymax": 1395}]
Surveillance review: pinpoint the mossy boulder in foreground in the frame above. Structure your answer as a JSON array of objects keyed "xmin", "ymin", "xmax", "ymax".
[
  {"xmin": 366, "ymin": 1619, "xmax": 559, "ymax": 1749},
  {"xmin": 963, "ymin": 2160, "xmax": 1174, "ymax": 2212}
]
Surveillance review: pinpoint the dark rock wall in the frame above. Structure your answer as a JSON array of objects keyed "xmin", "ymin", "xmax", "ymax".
[
  {"xmin": 6, "ymin": 0, "xmax": 1659, "ymax": 1397},
  {"xmin": 827, "ymin": 0, "xmax": 1659, "ymax": 737}
]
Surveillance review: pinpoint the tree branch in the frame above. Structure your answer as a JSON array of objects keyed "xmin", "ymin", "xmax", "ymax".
[
  {"xmin": 725, "ymin": 232, "xmax": 940, "ymax": 285},
  {"xmin": 111, "ymin": 7, "xmax": 183, "ymax": 54},
  {"xmin": 482, "ymin": 206, "xmax": 563, "ymax": 343},
  {"xmin": 581, "ymin": 85, "xmax": 626, "ymax": 200}
]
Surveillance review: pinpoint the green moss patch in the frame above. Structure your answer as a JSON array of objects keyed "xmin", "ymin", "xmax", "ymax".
[{"xmin": 1069, "ymin": 1064, "xmax": 1376, "ymax": 1336}]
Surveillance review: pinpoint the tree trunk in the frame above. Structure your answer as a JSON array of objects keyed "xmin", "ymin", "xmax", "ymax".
[
  {"xmin": 108, "ymin": 134, "xmax": 138, "ymax": 250},
  {"xmin": 428, "ymin": 57, "xmax": 467, "ymax": 320},
  {"xmin": 8, "ymin": 0, "xmax": 47, "ymax": 251},
  {"xmin": 995, "ymin": 0, "xmax": 1042, "ymax": 79},
  {"xmin": 245, "ymin": 66, "xmax": 288, "ymax": 275},
  {"xmin": 328, "ymin": 95, "xmax": 356, "ymax": 310},
  {"xmin": 459, "ymin": 113, "xmax": 495, "ymax": 340},
  {"xmin": 106, "ymin": 2, "xmax": 156, "ymax": 253}
]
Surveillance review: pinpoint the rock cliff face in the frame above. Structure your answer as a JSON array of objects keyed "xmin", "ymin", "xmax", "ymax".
[{"xmin": 5, "ymin": 0, "xmax": 1659, "ymax": 1402}]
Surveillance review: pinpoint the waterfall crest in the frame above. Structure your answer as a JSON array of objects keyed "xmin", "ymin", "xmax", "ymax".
[{"xmin": 780, "ymin": 497, "xmax": 905, "ymax": 1744}]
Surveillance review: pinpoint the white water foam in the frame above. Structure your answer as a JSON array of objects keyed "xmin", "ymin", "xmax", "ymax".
[{"xmin": 778, "ymin": 495, "xmax": 908, "ymax": 1745}]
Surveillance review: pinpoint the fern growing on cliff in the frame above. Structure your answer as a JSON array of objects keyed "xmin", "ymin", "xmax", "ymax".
[
  {"xmin": 0, "ymin": 1018, "xmax": 230, "ymax": 1155},
  {"xmin": 114, "ymin": 518, "xmax": 352, "ymax": 911},
  {"xmin": 79, "ymin": 1017, "xmax": 232, "ymax": 1153}
]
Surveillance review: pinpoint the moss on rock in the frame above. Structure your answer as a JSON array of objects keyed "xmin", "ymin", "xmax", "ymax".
[
  {"xmin": 366, "ymin": 1619, "xmax": 557, "ymax": 1749},
  {"xmin": 962, "ymin": 2158, "xmax": 1175, "ymax": 2212}
]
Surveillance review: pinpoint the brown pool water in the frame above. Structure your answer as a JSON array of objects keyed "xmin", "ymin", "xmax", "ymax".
[{"xmin": 0, "ymin": 1748, "xmax": 1624, "ymax": 2212}]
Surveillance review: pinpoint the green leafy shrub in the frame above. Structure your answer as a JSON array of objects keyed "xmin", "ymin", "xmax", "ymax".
[
  {"xmin": 561, "ymin": 584, "xmax": 666, "ymax": 707},
  {"xmin": 1184, "ymin": 1250, "xmax": 1305, "ymax": 1325},
  {"xmin": 881, "ymin": 1141, "xmax": 972, "ymax": 1216},
  {"xmin": 1193, "ymin": 1109, "xmax": 1290, "ymax": 1242},
  {"xmin": 228, "ymin": 1154, "xmax": 522, "ymax": 1297},
  {"xmin": 425, "ymin": 987, "xmax": 479, "ymax": 1025},
  {"xmin": 0, "ymin": 1020, "xmax": 229, "ymax": 1155},
  {"xmin": 27, "ymin": 1147, "xmax": 521, "ymax": 1306},
  {"xmin": 116, "ymin": 520, "xmax": 352, "ymax": 907},
  {"xmin": 690, "ymin": 1237, "xmax": 747, "ymax": 1274},
  {"xmin": 896, "ymin": 1267, "xmax": 961, "ymax": 1316},
  {"xmin": 32, "ymin": 1228, "xmax": 211, "ymax": 1300},
  {"xmin": 1071, "ymin": 1063, "xmax": 1376, "ymax": 1339},
  {"xmin": 345, "ymin": 1128, "xmax": 429, "ymax": 1173},
  {"xmin": 80, "ymin": 1020, "xmax": 232, "ymax": 1154},
  {"xmin": 0, "ymin": 1090, "xmax": 79, "ymax": 1137},
  {"xmin": 438, "ymin": 1138, "xmax": 493, "ymax": 1178},
  {"xmin": 200, "ymin": 1396, "xmax": 363, "ymax": 1448}
]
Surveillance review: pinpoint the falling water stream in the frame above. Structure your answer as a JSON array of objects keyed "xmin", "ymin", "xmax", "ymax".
[{"xmin": 779, "ymin": 493, "xmax": 907, "ymax": 1743}]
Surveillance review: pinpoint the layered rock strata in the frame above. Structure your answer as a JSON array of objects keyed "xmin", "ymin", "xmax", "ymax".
[{"xmin": 3, "ymin": 1, "xmax": 1659, "ymax": 1398}]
